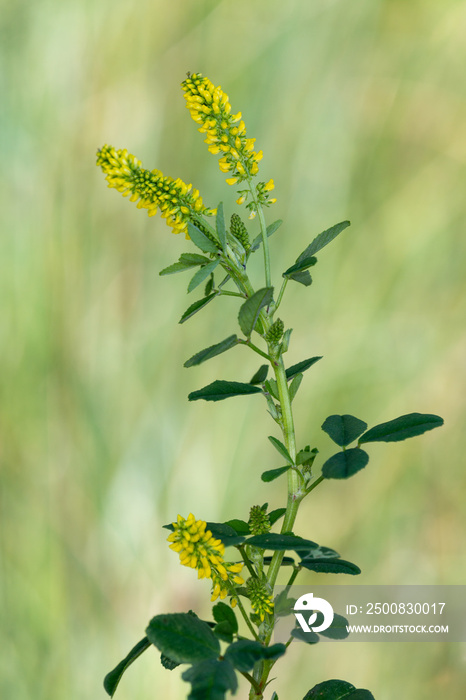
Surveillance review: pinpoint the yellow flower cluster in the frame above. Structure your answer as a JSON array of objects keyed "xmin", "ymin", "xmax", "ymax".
[
  {"xmin": 246, "ymin": 577, "xmax": 274, "ymax": 621},
  {"xmin": 167, "ymin": 514, "xmax": 244, "ymax": 602},
  {"xmin": 96, "ymin": 145, "xmax": 215, "ymax": 236},
  {"xmin": 181, "ymin": 73, "xmax": 264, "ymax": 188}
]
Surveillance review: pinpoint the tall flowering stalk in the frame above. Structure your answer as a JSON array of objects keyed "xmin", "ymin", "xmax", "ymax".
[{"xmin": 98, "ymin": 74, "xmax": 443, "ymax": 700}]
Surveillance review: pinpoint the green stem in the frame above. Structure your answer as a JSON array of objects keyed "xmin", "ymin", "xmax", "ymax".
[
  {"xmin": 275, "ymin": 278, "xmax": 288, "ymax": 311},
  {"xmin": 234, "ymin": 595, "xmax": 260, "ymax": 642},
  {"xmin": 238, "ymin": 339, "xmax": 271, "ymax": 362},
  {"xmin": 266, "ymin": 355, "xmax": 301, "ymax": 590},
  {"xmin": 241, "ymin": 671, "xmax": 261, "ymax": 695},
  {"xmin": 246, "ymin": 176, "xmax": 271, "ymax": 289},
  {"xmin": 286, "ymin": 565, "xmax": 301, "ymax": 589},
  {"xmin": 217, "ymin": 289, "xmax": 246, "ymax": 298},
  {"xmin": 237, "ymin": 544, "xmax": 257, "ymax": 578},
  {"xmin": 306, "ymin": 474, "xmax": 324, "ymax": 495}
]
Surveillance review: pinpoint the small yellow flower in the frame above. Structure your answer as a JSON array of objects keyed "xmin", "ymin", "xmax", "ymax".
[
  {"xmin": 167, "ymin": 514, "xmax": 244, "ymax": 602},
  {"xmin": 96, "ymin": 145, "xmax": 215, "ymax": 236}
]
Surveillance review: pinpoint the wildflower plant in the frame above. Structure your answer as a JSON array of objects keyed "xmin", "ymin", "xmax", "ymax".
[{"xmin": 97, "ymin": 73, "xmax": 444, "ymax": 700}]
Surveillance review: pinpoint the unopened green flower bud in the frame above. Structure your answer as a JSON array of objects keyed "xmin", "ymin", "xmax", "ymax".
[
  {"xmin": 230, "ymin": 213, "xmax": 250, "ymax": 250},
  {"xmin": 248, "ymin": 505, "xmax": 271, "ymax": 536},
  {"xmin": 265, "ymin": 318, "xmax": 284, "ymax": 344},
  {"xmin": 246, "ymin": 577, "xmax": 274, "ymax": 621}
]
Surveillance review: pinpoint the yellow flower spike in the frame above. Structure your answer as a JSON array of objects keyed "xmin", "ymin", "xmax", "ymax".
[
  {"xmin": 181, "ymin": 72, "xmax": 268, "ymax": 187},
  {"xmin": 264, "ymin": 178, "xmax": 275, "ymax": 191},
  {"xmin": 167, "ymin": 513, "xmax": 244, "ymax": 602},
  {"xmin": 96, "ymin": 145, "xmax": 215, "ymax": 235}
]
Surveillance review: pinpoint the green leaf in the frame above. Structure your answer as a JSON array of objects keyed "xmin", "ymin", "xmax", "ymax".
[
  {"xmin": 244, "ymin": 533, "xmax": 319, "ymax": 552},
  {"xmin": 184, "ymin": 335, "xmax": 238, "ymax": 367},
  {"xmin": 321, "ymin": 414, "xmax": 368, "ymax": 447},
  {"xmin": 103, "ymin": 637, "xmax": 151, "ymax": 697},
  {"xmin": 263, "ymin": 555, "xmax": 295, "ymax": 566},
  {"xmin": 268, "ymin": 436, "xmax": 293, "ymax": 464},
  {"xmin": 289, "ymin": 373, "xmax": 303, "ymax": 402},
  {"xmin": 182, "ymin": 659, "xmax": 237, "ymax": 700},
  {"xmin": 146, "ymin": 613, "xmax": 220, "ymax": 665},
  {"xmin": 345, "ymin": 692, "xmax": 376, "ymax": 700},
  {"xmin": 216, "ymin": 203, "xmax": 227, "ymax": 249},
  {"xmin": 261, "ymin": 465, "xmax": 291, "ymax": 482},
  {"xmin": 322, "ymin": 448, "xmax": 369, "ymax": 479},
  {"xmin": 181, "ymin": 253, "xmax": 212, "ymax": 265},
  {"xmin": 299, "ymin": 557, "xmax": 361, "ymax": 575},
  {"xmin": 286, "ymin": 356, "xmax": 322, "ymax": 380},
  {"xmin": 359, "ymin": 412, "xmax": 444, "ymax": 444},
  {"xmin": 288, "ymin": 270, "xmax": 313, "ymax": 286},
  {"xmin": 188, "ymin": 380, "xmax": 263, "ymax": 402},
  {"xmin": 291, "ymin": 627, "xmax": 320, "ymax": 645},
  {"xmin": 188, "ymin": 260, "xmax": 220, "ymax": 293},
  {"xmin": 204, "ymin": 274, "xmax": 214, "ymax": 296},
  {"xmin": 303, "ymin": 679, "xmax": 356, "ymax": 699},
  {"xmin": 206, "ymin": 522, "xmax": 245, "ymax": 546},
  {"xmin": 283, "ymin": 255, "xmax": 318, "ymax": 277},
  {"xmin": 188, "ymin": 222, "xmax": 219, "ymax": 253},
  {"xmin": 274, "ymin": 589, "xmax": 297, "ymax": 617},
  {"xmin": 251, "ymin": 219, "xmax": 283, "ymax": 251},
  {"xmin": 160, "ymin": 253, "xmax": 211, "ymax": 276},
  {"xmin": 213, "ymin": 602, "xmax": 238, "ymax": 634},
  {"xmin": 318, "ymin": 613, "xmax": 350, "ymax": 640},
  {"xmin": 224, "ymin": 519, "xmax": 250, "ymax": 535},
  {"xmin": 179, "ymin": 293, "xmax": 217, "ymax": 323},
  {"xmin": 212, "ymin": 602, "xmax": 238, "ymax": 641},
  {"xmin": 268, "ymin": 507, "xmax": 286, "ymax": 525},
  {"xmin": 264, "ymin": 378, "xmax": 279, "ymax": 399},
  {"xmin": 271, "ymin": 693, "xmax": 279, "ymax": 700},
  {"xmin": 249, "ymin": 364, "xmax": 269, "ymax": 385},
  {"xmin": 299, "ymin": 220, "xmax": 351, "ymax": 260},
  {"xmin": 238, "ymin": 287, "xmax": 273, "ymax": 337},
  {"xmin": 225, "ymin": 640, "xmax": 286, "ymax": 673},
  {"xmin": 160, "ymin": 653, "xmax": 180, "ymax": 670}
]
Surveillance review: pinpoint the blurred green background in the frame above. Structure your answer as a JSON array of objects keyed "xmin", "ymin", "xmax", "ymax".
[{"xmin": 1, "ymin": 1, "xmax": 465, "ymax": 698}]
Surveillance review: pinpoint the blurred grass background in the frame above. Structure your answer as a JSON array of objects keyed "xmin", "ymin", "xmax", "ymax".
[{"xmin": 1, "ymin": 0, "xmax": 465, "ymax": 698}]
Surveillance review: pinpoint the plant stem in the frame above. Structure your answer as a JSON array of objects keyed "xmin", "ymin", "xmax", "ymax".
[
  {"xmin": 234, "ymin": 595, "xmax": 260, "ymax": 642},
  {"xmin": 238, "ymin": 339, "xmax": 271, "ymax": 361},
  {"xmin": 237, "ymin": 544, "xmax": 257, "ymax": 578},
  {"xmin": 241, "ymin": 671, "xmax": 261, "ymax": 694},
  {"xmin": 246, "ymin": 176, "xmax": 271, "ymax": 289},
  {"xmin": 275, "ymin": 278, "xmax": 288, "ymax": 311},
  {"xmin": 266, "ymin": 355, "xmax": 301, "ymax": 590}
]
